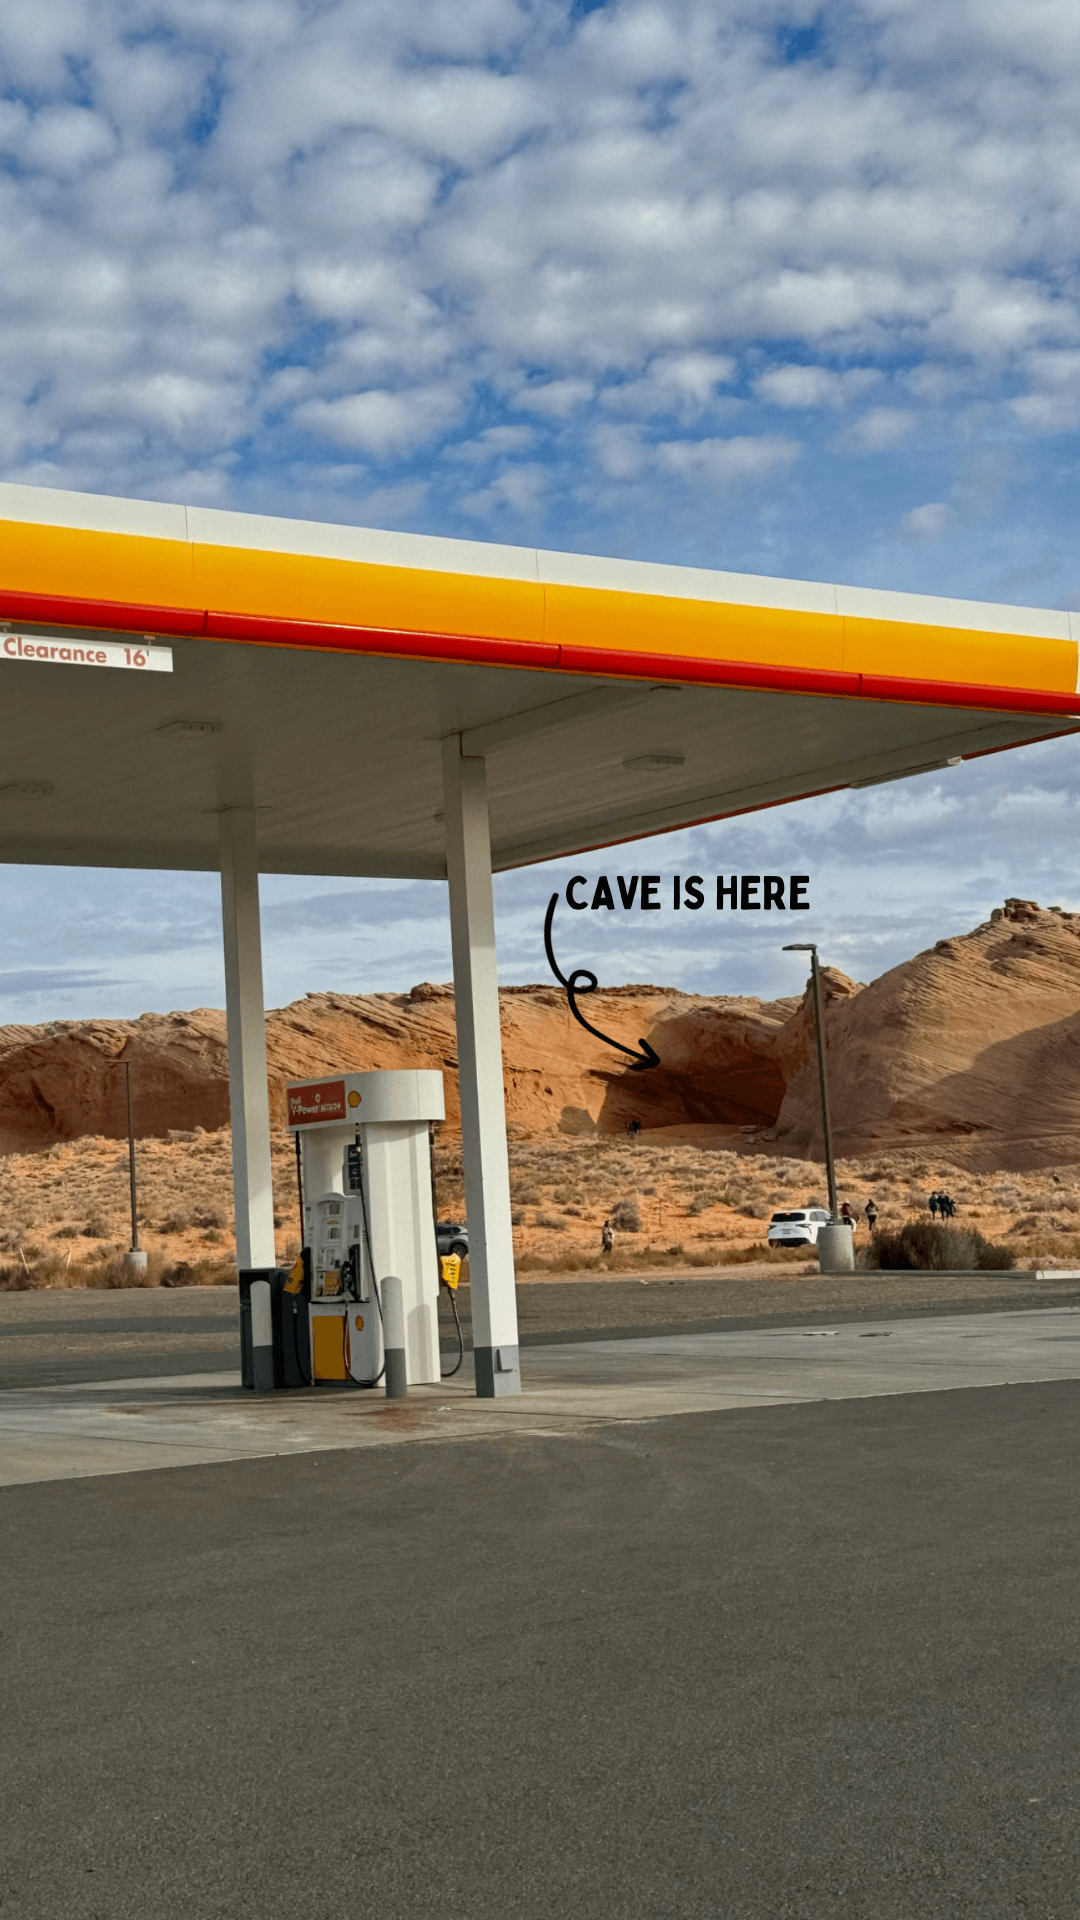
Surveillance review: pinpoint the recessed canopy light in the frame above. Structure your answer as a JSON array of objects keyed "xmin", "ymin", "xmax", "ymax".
[
  {"xmin": 157, "ymin": 719, "xmax": 223, "ymax": 737},
  {"xmin": 0, "ymin": 781, "xmax": 53, "ymax": 800},
  {"xmin": 622, "ymin": 751, "xmax": 686, "ymax": 772}
]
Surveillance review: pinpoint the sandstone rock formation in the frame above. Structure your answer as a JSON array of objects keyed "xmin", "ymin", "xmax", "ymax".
[
  {"xmin": 0, "ymin": 980, "xmax": 795, "ymax": 1153},
  {"xmin": 773, "ymin": 900, "xmax": 1080, "ymax": 1171},
  {"xmin": 2, "ymin": 898, "xmax": 1080, "ymax": 1171}
]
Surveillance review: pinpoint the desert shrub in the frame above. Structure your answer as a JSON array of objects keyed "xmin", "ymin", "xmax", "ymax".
[
  {"xmin": 512, "ymin": 1239, "xmax": 807, "ymax": 1276},
  {"xmin": 159, "ymin": 1258, "xmax": 235, "ymax": 1287},
  {"xmin": 610, "ymin": 1197, "xmax": 641, "ymax": 1232},
  {"xmin": 0, "ymin": 1249, "xmax": 169, "ymax": 1290},
  {"xmin": 535, "ymin": 1213, "xmax": 563, "ymax": 1229},
  {"xmin": 861, "ymin": 1221, "xmax": 1014, "ymax": 1272},
  {"xmin": 713, "ymin": 1242, "xmax": 810, "ymax": 1266},
  {"xmin": 515, "ymin": 1188, "xmax": 541, "ymax": 1205},
  {"xmin": 0, "ymin": 1263, "xmax": 37, "ymax": 1291}
]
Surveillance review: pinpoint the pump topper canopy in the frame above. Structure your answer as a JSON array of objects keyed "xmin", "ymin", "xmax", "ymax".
[{"xmin": 0, "ymin": 479, "xmax": 1077, "ymax": 877}]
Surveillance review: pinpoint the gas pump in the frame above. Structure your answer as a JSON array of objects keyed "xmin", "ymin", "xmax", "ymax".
[{"xmin": 286, "ymin": 1069, "xmax": 445, "ymax": 1389}]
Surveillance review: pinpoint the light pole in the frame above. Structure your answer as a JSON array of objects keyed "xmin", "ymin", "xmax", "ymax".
[
  {"xmin": 110, "ymin": 1058, "xmax": 147, "ymax": 1278},
  {"xmin": 123, "ymin": 1060, "xmax": 139, "ymax": 1254},
  {"xmin": 782, "ymin": 942, "xmax": 839, "ymax": 1222}
]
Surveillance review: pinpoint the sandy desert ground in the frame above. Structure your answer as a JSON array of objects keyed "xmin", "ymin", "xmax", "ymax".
[{"xmin": 2, "ymin": 1125, "xmax": 1079, "ymax": 1289}]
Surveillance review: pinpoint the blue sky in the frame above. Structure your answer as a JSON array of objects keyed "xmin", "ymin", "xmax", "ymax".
[{"xmin": 1, "ymin": 0, "xmax": 1079, "ymax": 1021}]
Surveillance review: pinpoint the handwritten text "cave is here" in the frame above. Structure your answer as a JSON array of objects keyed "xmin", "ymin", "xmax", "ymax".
[{"xmin": 565, "ymin": 875, "xmax": 810, "ymax": 912}]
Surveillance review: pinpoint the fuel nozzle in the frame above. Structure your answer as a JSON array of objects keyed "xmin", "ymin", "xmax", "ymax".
[
  {"xmin": 284, "ymin": 1246, "xmax": 311, "ymax": 1296},
  {"xmin": 342, "ymin": 1242, "xmax": 364, "ymax": 1301}
]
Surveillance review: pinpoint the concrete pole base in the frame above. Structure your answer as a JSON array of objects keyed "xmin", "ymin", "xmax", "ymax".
[
  {"xmin": 817, "ymin": 1224, "xmax": 855, "ymax": 1273},
  {"xmin": 384, "ymin": 1349, "xmax": 408, "ymax": 1399},
  {"xmin": 123, "ymin": 1250, "xmax": 149, "ymax": 1283}
]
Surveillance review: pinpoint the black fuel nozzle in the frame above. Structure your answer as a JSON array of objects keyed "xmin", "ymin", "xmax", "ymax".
[{"xmin": 342, "ymin": 1241, "xmax": 362, "ymax": 1302}]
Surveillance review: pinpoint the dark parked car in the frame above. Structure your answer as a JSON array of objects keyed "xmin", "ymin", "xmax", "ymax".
[{"xmin": 436, "ymin": 1219, "xmax": 468, "ymax": 1259}]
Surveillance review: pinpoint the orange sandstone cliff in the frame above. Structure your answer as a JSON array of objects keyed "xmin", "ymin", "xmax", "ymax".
[{"xmin": 2, "ymin": 898, "xmax": 1079, "ymax": 1172}]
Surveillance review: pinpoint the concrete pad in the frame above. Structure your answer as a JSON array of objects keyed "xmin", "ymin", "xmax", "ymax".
[{"xmin": 3, "ymin": 1304, "xmax": 1080, "ymax": 1486}]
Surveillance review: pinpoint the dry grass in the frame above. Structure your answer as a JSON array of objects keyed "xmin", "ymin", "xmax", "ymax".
[
  {"xmin": 0, "ymin": 1126, "xmax": 300, "ymax": 1285},
  {"xmin": 0, "ymin": 1249, "xmax": 236, "ymax": 1292},
  {"xmin": 461, "ymin": 1137, "xmax": 1080, "ymax": 1274},
  {"xmin": 3, "ymin": 1126, "xmax": 1080, "ymax": 1287}
]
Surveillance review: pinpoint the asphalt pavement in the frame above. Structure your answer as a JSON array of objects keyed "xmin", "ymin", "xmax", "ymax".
[
  {"xmin": 3, "ymin": 1379, "xmax": 1079, "ymax": 1918},
  {"xmin": 4, "ymin": 1274, "xmax": 1080, "ymax": 1390}
]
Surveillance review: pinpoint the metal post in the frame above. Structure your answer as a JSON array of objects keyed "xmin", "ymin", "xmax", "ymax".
[
  {"xmin": 783, "ymin": 942, "xmax": 839, "ymax": 1221},
  {"xmin": 808, "ymin": 949, "xmax": 839, "ymax": 1221},
  {"xmin": 294, "ymin": 1130, "xmax": 305, "ymax": 1249},
  {"xmin": 219, "ymin": 806, "xmax": 277, "ymax": 1271},
  {"xmin": 124, "ymin": 1062, "xmax": 139, "ymax": 1251},
  {"xmin": 441, "ymin": 736, "xmax": 521, "ymax": 1398}
]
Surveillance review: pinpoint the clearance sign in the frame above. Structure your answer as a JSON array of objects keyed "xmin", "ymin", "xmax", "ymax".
[{"xmin": 0, "ymin": 632, "xmax": 173, "ymax": 672}]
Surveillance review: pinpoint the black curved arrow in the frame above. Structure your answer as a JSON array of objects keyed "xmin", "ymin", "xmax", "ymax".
[{"xmin": 544, "ymin": 892, "xmax": 660, "ymax": 1071}]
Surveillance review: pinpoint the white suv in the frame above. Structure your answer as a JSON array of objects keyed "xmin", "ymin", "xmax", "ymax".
[{"xmin": 767, "ymin": 1208, "xmax": 830, "ymax": 1248}]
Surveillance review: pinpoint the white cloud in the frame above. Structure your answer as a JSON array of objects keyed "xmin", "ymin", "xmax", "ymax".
[
  {"xmin": 889, "ymin": 501, "xmax": 953, "ymax": 542},
  {"xmin": 843, "ymin": 407, "xmax": 916, "ymax": 450},
  {"xmin": 0, "ymin": 0, "xmax": 1075, "ymax": 540},
  {"xmin": 294, "ymin": 386, "xmax": 463, "ymax": 456},
  {"xmin": 1009, "ymin": 349, "xmax": 1080, "ymax": 432},
  {"xmin": 656, "ymin": 434, "xmax": 801, "ymax": 484},
  {"xmin": 591, "ymin": 423, "xmax": 648, "ymax": 480},
  {"xmin": 460, "ymin": 460, "xmax": 549, "ymax": 518},
  {"xmin": 445, "ymin": 424, "xmax": 536, "ymax": 463},
  {"xmin": 513, "ymin": 378, "xmax": 595, "ymax": 418},
  {"xmin": 754, "ymin": 364, "xmax": 881, "ymax": 410},
  {"xmin": 20, "ymin": 105, "xmax": 116, "ymax": 175},
  {"xmin": 601, "ymin": 352, "xmax": 738, "ymax": 419}
]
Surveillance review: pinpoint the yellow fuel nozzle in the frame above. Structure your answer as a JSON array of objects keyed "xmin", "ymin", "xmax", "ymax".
[
  {"xmin": 283, "ymin": 1254, "xmax": 306, "ymax": 1295},
  {"xmin": 440, "ymin": 1253, "xmax": 462, "ymax": 1291}
]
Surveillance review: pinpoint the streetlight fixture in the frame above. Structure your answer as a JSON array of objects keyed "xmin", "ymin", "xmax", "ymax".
[{"xmin": 782, "ymin": 942, "xmax": 839, "ymax": 1222}]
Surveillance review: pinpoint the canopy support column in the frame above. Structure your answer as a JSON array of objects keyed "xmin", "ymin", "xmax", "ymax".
[
  {"xmin": 219, "ymin": 806, "xmax": 276, "ymax": 1272},
  {"xmin": 441, "ymin": 738, "xmax": 521, "ymax": 1397}
]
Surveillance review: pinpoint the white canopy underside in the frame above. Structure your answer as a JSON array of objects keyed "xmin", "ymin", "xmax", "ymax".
[{"xmin": 0, "ymin": 626, "xmax": 1072, "ymax": 876}]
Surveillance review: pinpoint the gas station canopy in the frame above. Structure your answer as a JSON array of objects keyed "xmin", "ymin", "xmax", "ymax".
[{"xmin": 0, "ymin": 478, "xmax": 1078, "ymax": 876}]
